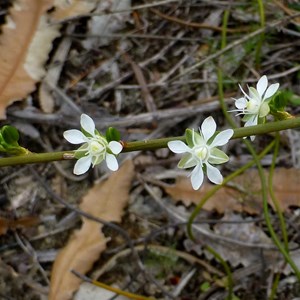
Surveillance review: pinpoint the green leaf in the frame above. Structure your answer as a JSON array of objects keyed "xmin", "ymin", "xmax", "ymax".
[
  {"xmin": 200, "ymin": 282, "xmax": 210, "ymax": 292},
  {"xmin": 1, "ymin": 125, "xmax": 19, "ymax": 144},
  {"xmin": 269, "ymin": 90, "xmax": 290, "ymax": 113},
  {"xmin": 105, "ymin": 127, "xmax": 121, "ymax": 142}
]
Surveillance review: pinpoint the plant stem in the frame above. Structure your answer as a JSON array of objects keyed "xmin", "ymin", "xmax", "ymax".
[
  {"xmin": 0, "ymin": 117, "xmax": 300, "ymax": 167},
  {"xmin": 0, "ymin": 151, "xmax": 75, "ymax": 167}
]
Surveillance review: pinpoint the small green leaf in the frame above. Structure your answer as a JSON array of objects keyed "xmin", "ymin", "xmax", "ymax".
[
  {"xmin": 1, "ymin": 125, "xmax": 19, "ymax": 144},
  {"xmin": 106, "ymin": 127, "xmax": 121, "ymax": 142}
]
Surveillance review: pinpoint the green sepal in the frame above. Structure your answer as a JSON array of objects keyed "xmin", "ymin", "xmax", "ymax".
[
  {"xmin": 269, "ymin": 91, "xmax": 289, "ymax": 113},
  {"xmin": 105, "ymin": 127, "xmax": 121, "ymax": 142},
  {"xmin": 74, "ymin": 143, "xmax": 88, "ymax": 159},
  {"xmin": 185, "ymin": 128, "xmax": 202, "ymax": 147}
]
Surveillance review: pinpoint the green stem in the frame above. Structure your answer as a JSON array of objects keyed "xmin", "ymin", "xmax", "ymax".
[
  {"xmin": 247, "ymin": 135, "xmax": 300, "ymax": 280},
  {"xmin": 0, "ymin": 151, "xmax": 75, "ymax": 167},
  {"xmin": 206, "ymin": 246, "xmax": 233, "ymax": 299},
  {"xmin": 122, "ymin": 117, "xmax": 300, "ymax": 152},
  {"xmin": 255, "ymin": 0, "xmax": 265, "ymax": 68},
  {"xmin": 0, "ymin": 117, "xmax": 300, "ymax": 167},
  {"xmin": 269, "ymin": 133, "xmax": 289, "ymax": 250}
]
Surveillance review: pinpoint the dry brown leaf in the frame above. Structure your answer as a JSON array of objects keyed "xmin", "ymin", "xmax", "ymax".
[
  {"xmin": 0, "ymin": 0, "xmax": 59, "ymax": 118},
  {"xmin": 164, "ymin": 168, "xmax": 300, "ymax": 214},
  {"xmin": 49, "ymin": 160, "xmax": 135, "ymax": 300}
]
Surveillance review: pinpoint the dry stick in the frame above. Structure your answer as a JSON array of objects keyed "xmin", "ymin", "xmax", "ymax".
[{"xmin": 170, "ymin": 12, "xmax": 300, "ymax": 82}]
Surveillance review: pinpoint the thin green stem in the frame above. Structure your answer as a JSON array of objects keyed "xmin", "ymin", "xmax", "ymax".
[
  {"xmin": 247, "ymin": 135, "xmax": 300, "ymax": 280},
  {"xmin": 255, "ymin": 0, "xmax": 265, "ymax": 68},
  {"xmin": 206, "ymin": 246, "xmax": 233, "ymax": 299},
  {"xmin": 187, "ymin": 140, "xmax": 275, "ymax": 240},
  {"xmin": 269, "ymin": 133, "xmax": 289, "ymax": 250},
  {"xmin": 0, "ymin": 151, "xmax": 75, "ymax": 167}
]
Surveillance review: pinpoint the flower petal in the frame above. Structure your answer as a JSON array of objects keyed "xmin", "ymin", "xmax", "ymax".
[
  {"xmin": 74, "ymin": 156, "xmax": 92, "ymax": 175},
  {"xmin": 168, "ymin": 141, "xmax": 190, "ymax": 153},
  {"xmin": 81, "ymin": 114, "xmax": 95, "ymax": 136},
  {"xmin": 235, "ymin": 97, "xmax": 247, "ymax": 109},
  {"xmin": 206, "ymin": 163, "xmax": 223, "ymax": 184},
  {"xmin": 210, "ymin": 129, "xmax": 234, "ymax": 147},
  {"xmin": 263, "ymin": 83, "xmax": 279, "ymax": 101},
  {"xmin": 63, "ymin": 129, "xmax": 87, "ymax": 144},
  {"xmin": 201, "ymin": 116, "xmax": 216, "ymax": 142},
  {"xmin": 106, "ymin": 153, "xmax": 119, "ymax": 171},
  {"xmin": 109, "ymin": 141, "xmax": 123, "ymax": 154},
  {"xmin": 190, "ymin": 164, "xmax": 204, "ymax": 190},
  {"xmin": 256, "ymin": 75, "xmax": 268, "ymax": 98}
]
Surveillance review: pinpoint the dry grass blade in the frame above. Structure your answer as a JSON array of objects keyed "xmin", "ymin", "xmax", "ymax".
[
  {"xmin": 0, "ymin": 0, "xmax": 58, "ymax": 118},
  {"xmin": 49, "ymin": 160, "xmax": 135, "ymax": 300}
]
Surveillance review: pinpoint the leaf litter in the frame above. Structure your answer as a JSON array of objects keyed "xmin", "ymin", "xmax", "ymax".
[{"xmin": 1, "ymin": 0, "xmax": 300, "ymax": 299}]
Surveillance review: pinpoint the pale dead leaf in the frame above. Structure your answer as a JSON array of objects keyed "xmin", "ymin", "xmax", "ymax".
[
  {"xmin": 53, "ymin": 0, "xmax": 98, "ymax": 21},
  {"xmin": 49, "ymin": 160, "xmax": 135, "ymax": 300},
  {"xmin": 164, "ymin": 168, "xmax": 300, "ymax": 214},
  {"xmin": 83, "ymin": 0, "xmax": 131, "ymax": 49},
  {"xmin": 0, "ymin": 0, "xmax": 59, "ymax": 118}
]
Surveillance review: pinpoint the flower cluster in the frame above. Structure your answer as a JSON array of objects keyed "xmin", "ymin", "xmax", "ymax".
[
  {"xmin": 63, "ymin": 114, "xmax": 122, "ymax": 175},
  {"xmin": 64, "ymin": 75, "xmax": 280, "ymax": 191}
]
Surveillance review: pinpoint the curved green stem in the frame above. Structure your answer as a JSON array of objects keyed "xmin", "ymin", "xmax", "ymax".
[
  {"xmin": 269, "ymin": 133, "xmax": 289, "ymax": 250},
  {"xmin": 206, "ymin": 246, "xmax": 233, "ymax": 299},
  {"xmin": 247, "ymin": 135, "xmax": 300, "ymax": 280}
]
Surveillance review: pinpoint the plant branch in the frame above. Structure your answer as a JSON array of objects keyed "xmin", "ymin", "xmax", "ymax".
[{"xmin": 0, "ymin": 117, "xmax": 300, "ymax": 167}]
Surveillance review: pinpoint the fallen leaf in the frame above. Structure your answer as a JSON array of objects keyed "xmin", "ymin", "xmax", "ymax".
[
  {"xmin": 0, "ymin": 0, "xmax": 59, "ymax": 118},
  {"xmin": 82, "ymin": 0, "xmax": 131, "ymax": 49},
  {"xmin": 49, "ymin": 160, "xmax": 135, "ymax": 300},
  {"xmin": 164, "ymin": 168, "xmax": 300, "ymax": 214}
]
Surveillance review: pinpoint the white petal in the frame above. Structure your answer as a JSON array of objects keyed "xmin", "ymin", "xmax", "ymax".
[
  {"xmin": 239, "ymin": 84, "xmax": 252, "ymax": 101},
  {"xmin": 109, "ymin": 141, "xmax": 123, "ymax": 154},
  {"xmin": 206, "ymin": 163, "xmax": 223, "ymax": 184},
  {"xmin": 235, "ymin": 97, "xmax": 247, "ymax": 109},
  {"xmin": 190, "ymin": 164, "xmax": 204, "ymax": 190},
  {"xmin": 168, "ymin": 141, "xmax": 189, "ymax": 153},
  {"xmin": 263, "ymin": 83, "xmax": 279, "ymax": 100},
  {"xmin": 201, "ymin": 116, "xmax": 216, "ymax": 142},
  {"xmin": 106, "ymin": 153, "xmax": 119, "ymax": 171},
  {"xmin": 210, "ymin": 129, "xmax": 234, "ymax": 147},
  {"xmin": 74, "ymin": 156, "xmax": 92, "ymax": 175},
  {"xmin": 256, "ymin": 75, "xmax": 268, "ymax": 98},
  {"xmin": 81, "ymin": 114, "xmax": 95, "ymax": 136},
  {"xmin": 63, "ymin": 130, "xmax": 87, "ymax": 144}
]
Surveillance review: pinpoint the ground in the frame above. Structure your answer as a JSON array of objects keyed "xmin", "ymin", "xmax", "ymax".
[{"xmin": 1, "ymin": 1, "xmax": 300, "ymax": 299}]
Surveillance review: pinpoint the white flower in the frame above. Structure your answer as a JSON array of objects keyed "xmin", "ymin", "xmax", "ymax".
[
  {"xmin": 63, "ymin": 114, "xmax": 123, "ymax": 175},
  {"xmin": 168, "ymin": 116, "xmax": 233, "ymax": 190},
  {"xmin": 232, "ymin": 75, "xmax": 279, "ymax": 128}
]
